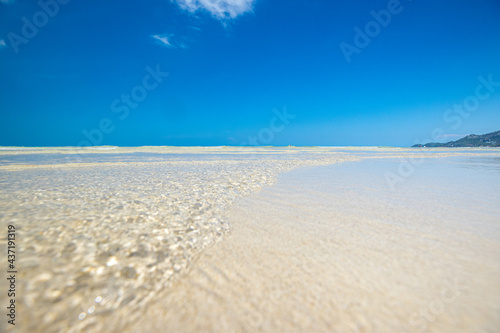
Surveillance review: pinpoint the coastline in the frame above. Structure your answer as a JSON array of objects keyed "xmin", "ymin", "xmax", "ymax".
[
  {"xmin": 1, "ymin": 148, "xmax": 499, "ymax": 332},
  {"xmin": 126, "ymin": 156, "xmax": 500, "ymax": 333},
  {"xmin": 0, "ymin": 148, "xmax": 356, "ymax": 332}
]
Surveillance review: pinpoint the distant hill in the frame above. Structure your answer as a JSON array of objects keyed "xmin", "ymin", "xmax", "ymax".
[{"xmin": 412, "ymin": 130, "xmax": 500, "ymax": 147}]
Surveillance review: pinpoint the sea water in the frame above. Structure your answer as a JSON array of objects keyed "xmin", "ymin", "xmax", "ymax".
[{"xmin": 0, "ymin": 147, "xmax": 499, "ymax": 332}]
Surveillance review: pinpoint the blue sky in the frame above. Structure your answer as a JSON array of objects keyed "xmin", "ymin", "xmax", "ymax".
[{"xmin": 1, "ymin": 0, "xmax": 499, "ymax": 147}]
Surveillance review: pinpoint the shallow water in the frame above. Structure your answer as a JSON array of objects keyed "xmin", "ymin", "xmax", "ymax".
[
  {"xmin": 0, "ymin": 147, "xmax": 358, "ymax": 332},
  {"xmin": 126, "ymin": 155, "xmax": 500, "ymax": 333},
  {"xmin": 0, "ymin": 147, "xmax": 499, "ymax": 332}
]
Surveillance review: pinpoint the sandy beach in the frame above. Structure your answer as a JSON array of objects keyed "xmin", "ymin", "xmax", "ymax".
[
  {"xmin": 3, "ymin": 0, "xmax": 500, "ymax": 331},
  {"xmin": 1, "ymin": 147, "xmax": 499, "ymax": 332}
]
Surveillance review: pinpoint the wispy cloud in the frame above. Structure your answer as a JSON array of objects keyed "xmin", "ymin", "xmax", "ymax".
[
  {"xmin": 0, "ymin": 39, "xmax": 7, "ymax": 48},
  {"xmin": 151, "ymin": 34, "xmax": 175, "ymax": 48},
  {"xmin": 173, "ymin": 0, "xmax": 255, "ymax": 20},
  {"xmin": 152, "ymin": 33, "xmax": 190, "ymax": 49}
]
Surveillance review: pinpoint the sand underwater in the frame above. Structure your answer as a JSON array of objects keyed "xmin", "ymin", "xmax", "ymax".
[{"xmin": 0, "ymin": 146, "xmax": 499, "ymax": 332}]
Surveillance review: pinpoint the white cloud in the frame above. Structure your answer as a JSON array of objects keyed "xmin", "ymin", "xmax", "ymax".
[
  {"xmin": 0, "ymin": 39, "xmax": 6, "ymax": 48},
  {"xmin": 152, "ymin": 33, "xmax": 190, "ymax": 49},
  {"xmin": 173, "ymin": 0, "xmax": 255, "ymax": 20},
  {"xmin": 151, "ymin": 34, "xmax": 175, "ymax": 48}
]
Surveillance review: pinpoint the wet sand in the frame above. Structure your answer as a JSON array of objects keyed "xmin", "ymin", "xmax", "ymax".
[
  {"xmin": 1, "ymin": 148, "xmax": 499, "ymax": 332},
  {"xmin": 127, "ymin": 157, "xmax": 500, "ymax": 333},
  {"xmin": 0, "ymin": 147, "xmax": 357, "ymax": 332}
]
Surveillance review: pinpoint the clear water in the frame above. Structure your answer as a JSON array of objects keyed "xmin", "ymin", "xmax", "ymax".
[{"xmin": 0, "ymin": 147, "xmax": 499, "ymax": 332}]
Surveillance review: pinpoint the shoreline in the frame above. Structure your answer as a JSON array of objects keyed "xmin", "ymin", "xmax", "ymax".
[
  {"xmin": 1, "ymin": 149, "xmax": 499, "ymax": 332},
  {"xmin": 0, "ymin": 148, "xmax": 356, "ymax": 332},
  {"xmin": 125, "ymin": 156, "xmax": 500, "ymax": 333}
]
